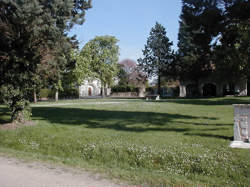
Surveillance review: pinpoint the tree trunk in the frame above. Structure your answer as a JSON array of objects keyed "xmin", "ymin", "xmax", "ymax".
[
  {"xmin": 157, "ymin": 74, "xmax": 161, "ymax": 96},
  {"xmin": 196, "ymin": 79, "xmax": 201, "ymax": 97},
  {"xmin": 11, "ymin": 111, "xmax": 21, "ymax": 123},
  {"xmin": 78, "ymin": 86, "xmax": 81, "ymax": 99},
  {"xmin": 105, "ymin": 83, "xmax": 108, "ymax": 96},
  {"xmin": 55, "ymin": 89, "xmax": 59, "ymax": 102},
  {"xmin": 11, "ymin": 106, "xmax": 31, "ymax": 124},
  {"xmin": 101, "ymin": 85, "xmax": 105, "ymax": 98},
  {"xmin": 33, "ymin": 91, "xmax": 37, "ymax": 103},
  {"xmin": 100, "ymin": 73, "xmax": 105, "ymax": 98}
]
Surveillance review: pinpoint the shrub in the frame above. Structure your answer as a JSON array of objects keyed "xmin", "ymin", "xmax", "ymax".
[
  {"xmin": 38, "ymin": 89, "xmax": 55, "ymax": 99},
  {"xmin": 59, "ymin": 88, "xmax": 79, "ymax": 99},
  {"xmin": 39, "ymin": 89, "xmax": 52, "ymax": 98},
  {"xmin": 38, "ymin": 88, "xmax": 78, "ymax": 100}
]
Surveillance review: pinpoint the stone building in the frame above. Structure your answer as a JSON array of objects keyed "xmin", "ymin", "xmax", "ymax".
[{"xmin": 179, "ymin": 77, "xmax": 247, "ymax": 97}]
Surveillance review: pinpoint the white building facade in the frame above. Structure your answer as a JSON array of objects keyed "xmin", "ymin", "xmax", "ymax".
[{"xmin": 79, "ymin": 79, "xmax": 111, "ymax": 98}]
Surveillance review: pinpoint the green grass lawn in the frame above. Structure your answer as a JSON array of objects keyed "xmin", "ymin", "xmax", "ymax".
[{"xmin": 0, "ymin": 97, "xmax": 250, "ymax": 186}]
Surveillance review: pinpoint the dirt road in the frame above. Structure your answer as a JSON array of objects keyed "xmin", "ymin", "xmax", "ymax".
[{"xmin": 0, "ymin": 156, "xmax": 129, "ymax": 187}]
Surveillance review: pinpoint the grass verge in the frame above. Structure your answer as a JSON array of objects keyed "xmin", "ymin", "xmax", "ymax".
[{"xmin": 0, "ymin": 97, "xmax": 250, "ymax": 186}]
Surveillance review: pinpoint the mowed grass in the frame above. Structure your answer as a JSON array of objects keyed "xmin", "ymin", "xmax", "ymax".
[{"xmin": 0, "ymin": 97, "xmax": 250, "ymax": 186}]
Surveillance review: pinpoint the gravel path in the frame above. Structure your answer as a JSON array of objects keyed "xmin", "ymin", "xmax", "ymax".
[{"xmin": 0, "ymin": 156, "xmax": 130, "ymax": 187}]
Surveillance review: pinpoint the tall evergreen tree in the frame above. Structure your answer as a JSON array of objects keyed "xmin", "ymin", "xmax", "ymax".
[
  {"xmin": 177, "ymin": 0, "xmax": 249, "ymax": 95},
  {"xmin": 138, "ymin": 22, "xmax": 173, "ymax": 96},
  {"xmin": 177, "ymin": 0, "xmax": 224, "ymax": 95},
  {"xmin": 214, "ymin": 0, "xmax": 250, "ymax": 83},
  {"xmin": 0, "ymin": 0, "xmax": 92, "ymax": 122}
]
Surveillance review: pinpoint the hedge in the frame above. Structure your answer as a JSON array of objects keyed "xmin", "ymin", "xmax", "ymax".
[
  {"xmin": 39, "ymin": 89, "xmax": 54, "ymax": 98},
  {"xmin": 111, "ymin": 85, "xmax": 139, "ymax": 93},
  {"xmin": 39, "ymin": 88, "xmax": 79, "ymax": 99},
  {"xmin": 59, "ymin": 88, "xmax": 79, "ymax": 99}
]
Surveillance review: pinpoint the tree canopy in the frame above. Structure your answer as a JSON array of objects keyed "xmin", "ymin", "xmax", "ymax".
[
  {"xmin": 79, "ymin": 35, "xmax": 120, "ymax": 97},
  {"xmin": 117, "ymin": 59, "xmax": 146, "ymax": 88},
  {"xmin": 0, "ymin": 0, "xmax": 92, "ymax": 122}
]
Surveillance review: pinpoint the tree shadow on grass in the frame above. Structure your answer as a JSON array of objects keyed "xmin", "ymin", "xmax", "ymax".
[
  {"xmin": 0, "ymin": 107, "xmax": 11, "ymax": 124},
  {"xmin": 0, "ymin": 118, "xmax": 9, "ymax": 124},
  {"xmin": 32, "ymin": 107, "xmax": 226, "ymax": 135},
  {"xmin": 0, "ymin": 106, "xmax": 233, "ymax": 140},
  {"xmin": 155, "ymin": 97, "xmax": 250, "ymax": 106},
  {"xmin": 177, "ymin": 121, "xmax": 233, "ymax": 127},
  {"xmin": 184, "ymin": 132, "xmax": 233, "ymax": 141}
]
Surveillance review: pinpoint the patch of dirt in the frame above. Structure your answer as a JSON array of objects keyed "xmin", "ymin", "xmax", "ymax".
[
  {"xmin": 0, "ymin": 121, "xmax": 36, "ymax": 130},
  {"xmin": 0, "ymin": 156, "xmax": 131, "ymax": 187}
]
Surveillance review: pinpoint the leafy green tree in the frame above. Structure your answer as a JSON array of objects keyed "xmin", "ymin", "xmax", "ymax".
[
  {"xmin": 80, "ymin": 36, "xmax": 119, "ymax": 97},
  {"xmin": 138, "ymin": 22, "xmax": 173, "ymax": 96},
  {"xmin": 0, "ymin": 0, "xmax": 92, "ymax": 122},
  {"xmin": 70, "ymin": 49, "xmax": 92, "ymax": 87},
  {"xmin": 33, "ymin": 38, "xmax": 76, "ymax": 103}
]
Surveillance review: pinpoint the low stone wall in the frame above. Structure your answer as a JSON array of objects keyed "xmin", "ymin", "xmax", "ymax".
[
  {"xmin": 40, "ymin": 97, "xmax": 49, "ymax": 101},
  {"xmin": 111, "ymin": 92, "xmax": 138, "ymax": 97}
]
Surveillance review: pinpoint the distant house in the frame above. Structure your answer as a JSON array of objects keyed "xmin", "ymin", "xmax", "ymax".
[{"xmin": 79, "ymin": 79, "xmax": 111, "ymax": 97}]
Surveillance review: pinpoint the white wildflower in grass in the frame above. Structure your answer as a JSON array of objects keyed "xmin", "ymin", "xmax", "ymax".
[
  {"xmin": 30, "ymin": 141, "xmax": 39, "ymax": 150},
  {"xmin": 18, "ymin": 138, "xmax": 27, "ymax": 145}
]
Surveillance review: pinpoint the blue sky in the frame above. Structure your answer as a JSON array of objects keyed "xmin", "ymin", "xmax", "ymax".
[{"xmin": 69, "ymin": 0, "xmax": 182, "ymax": 62}]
